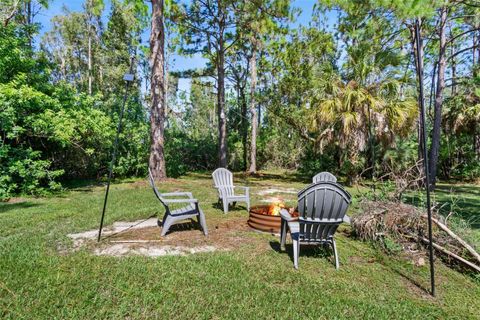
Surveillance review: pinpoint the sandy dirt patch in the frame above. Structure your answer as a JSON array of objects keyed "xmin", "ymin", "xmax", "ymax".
[{"xmin": 67, "ymin": 217, "xmax": 264, "ymax": 257}]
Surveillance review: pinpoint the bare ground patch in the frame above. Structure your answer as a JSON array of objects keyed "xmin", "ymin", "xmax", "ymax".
[{"xmin": 67, "ymin": 216, "xmax": 271, "ymax": 257}]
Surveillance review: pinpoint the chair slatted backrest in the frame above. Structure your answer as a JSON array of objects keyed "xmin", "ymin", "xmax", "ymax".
[
  {"xmin": 297, "ymin": 182, "xmax": 351, "ymax": 242},
  {"xmin": 148, "ymin": 169, "xmax": 168, "ymax": 210},
  {"xmin": 312, "ymin": 171, "xmax": 337, "ymax": 183},
  {"xmin": 212, "ymin": 168, "xmax": 234, "ymax": 197}
]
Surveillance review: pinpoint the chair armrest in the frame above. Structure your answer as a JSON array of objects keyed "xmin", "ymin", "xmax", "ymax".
[
  {"xmin": 163, "ymin": 198, "xmax": 198, "ymax": 204},
  {"xmin": 280, "ymin": 208, "xmax": 295, "ymax": 222},
  {"xmin": 162, "ymin": 192, "xmax": 194, "ymax": 199}
]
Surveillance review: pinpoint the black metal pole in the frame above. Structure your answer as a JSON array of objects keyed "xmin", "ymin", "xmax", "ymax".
[
  {"xmin": 98, "ymin": 56, "xmax": 135, "ymax": 242},
  {"xmin": 414, "ymin": 19, "xmax": 435, "ymax": 297}
]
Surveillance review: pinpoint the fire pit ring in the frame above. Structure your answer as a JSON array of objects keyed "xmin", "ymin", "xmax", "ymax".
[
  {"xmin": 248, "ymin": 204, "xmax": 298, "ymax": 234},
  {"xmin": 248, "ymin": 205, "xmax": 282, "ymax": 234}
]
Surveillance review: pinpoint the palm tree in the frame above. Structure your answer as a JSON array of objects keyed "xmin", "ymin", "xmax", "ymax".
[
  {"xmin": 310, "ymin": 78, "xmax": 417, "ymax": 182},
  {"xmin": 444, "ymin": 87, "xmax": 480, "ymax": 160}
]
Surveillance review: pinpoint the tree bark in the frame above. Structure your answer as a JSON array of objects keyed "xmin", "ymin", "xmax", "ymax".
[
  {"xmin": 410, "ymin": 24, "xmax": 425, "ymax": 175},
  {"xmin": 217, "ymin": 5, "xmax": 228, "ymax": 168},
  {"xmin": 475, "ymin": 125, "xmax": 480, "ymax": 160},
  {"xmin": 149, "ymin": 0, "xmax": 167, "ymax": 180},
  {"xmin": 240, "ymin": 86, "xmax": 248, "ymax": 171},
  {"xmin": 429, "ymin": 6, "xmax": 448, "ymax": 189},
  {"xmin": 450, "ymin": 26, "xmax": 456, "ymax": 95},
  {"xmin": 86, "ymin": 0, "xmax": 93, "ymax": 95},
  {"xmin": 249, "ymin": 41, "xmax": 258, "ymax": 174},
  {"xmin": 88, "ymin": 29, "xmax": 93, "ymax": 95}
]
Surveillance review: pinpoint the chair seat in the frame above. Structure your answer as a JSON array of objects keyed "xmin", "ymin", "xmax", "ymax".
[
  {"xmin": 170, "ymin": 204, "xmax": 198, "ymax": 216},
  {"xmin": 225, "ymin": 195, "xmax": 248, "ymax": 201}
]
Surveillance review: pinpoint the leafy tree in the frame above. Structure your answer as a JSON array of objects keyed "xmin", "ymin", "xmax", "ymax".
[
  {"xmin": 173, "ymin": 0, "xmax": 240, "ymax": 168},
  {"xmin": 233, "ymin": 0, "xmax": 291, "ymax": 173}
]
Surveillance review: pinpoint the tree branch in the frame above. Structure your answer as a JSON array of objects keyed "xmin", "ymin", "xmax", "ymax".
[
  {"xmin": 4, "ymin": 0, "xmax": 19, "ymax": 27},
  {"xmin": 446, "ymin": 27, "xmax": 480, "ymax": 45},
  {"xmin": 447, "ymin": 45, "xmax": 476, "ymax": 61}
]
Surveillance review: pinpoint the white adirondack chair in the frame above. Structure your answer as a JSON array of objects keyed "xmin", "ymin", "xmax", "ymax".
[
  {"xmin": 312, "ymin": 171, "xmax": 337, "ymax": 183},
  {"xmin": 149, "ymin": 169, "xmax": 208, "ymax": 236},
  {"xmin": 212, "ymin": 168, "xmax": 250, "ymax": 214},
  {"xmin": 280, "ymin": 181, "xmax": 351, "ymax": 269}
]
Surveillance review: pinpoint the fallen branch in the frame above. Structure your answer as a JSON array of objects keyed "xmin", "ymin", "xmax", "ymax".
[
  {"xmin": 423, "ymin": 215, "xmax": 480, "ymax": 264},
  {"xmin": 418, "ymin": 236, "xmax": 480, "ymax": 273}
]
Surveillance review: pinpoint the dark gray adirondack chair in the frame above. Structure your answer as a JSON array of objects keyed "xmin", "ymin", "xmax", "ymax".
[
  {"xmin": 148, "ymin": 169, "xmax": 208, "ymax": 236},
  {"xmin": 212, "ymin": 168, "xmax": 250, "ymax": 214},
  {"xmin": 280, "ymin": 182, "xmax": 351, "ymax": 269},
  {"xmin": 312, "ymin": 171, "xmax": 337, "ymax": 183}
]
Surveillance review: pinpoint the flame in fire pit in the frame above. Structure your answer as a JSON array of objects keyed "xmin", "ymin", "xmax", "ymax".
[{"xmin": 267, "ymin": 199, "xmax": 285, "ymax": 216}]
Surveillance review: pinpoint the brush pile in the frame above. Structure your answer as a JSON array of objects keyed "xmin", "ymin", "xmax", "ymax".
[{"xmin": 352, "ymin": 200, "xmax": 480, "ymax": 273}]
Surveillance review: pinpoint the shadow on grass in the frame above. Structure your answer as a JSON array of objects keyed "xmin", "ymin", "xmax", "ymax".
[
  {"xmin": 0, "ymin": 201, "xmax": 41, "ymax": 214},
  {"xmin": 378, "ymin": 255, "xmax": 433, "ymax": 297},
  {"xmin": 269, "ymin": 241, "xmax": 335, "ymax": 267},
  {"xmin": 210, "ymin": 201, "xmax": 249, "ymax": 213},
  {"xmin": 435, "ymin": 184, "xmax": 480, "ymax": 197},
  {"xmin": 62, "ymin": 177, "xmax": 146, "ymax": 192}
]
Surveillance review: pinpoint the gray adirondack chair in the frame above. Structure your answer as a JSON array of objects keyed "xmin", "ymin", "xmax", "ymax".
[
  {"xmin": 148, "ymin": 169, "xmax": 208, "ymax": 236},
  {"xmin": 280, "ymin": 181, "xmax": 351, "ymax": 269},
  {"xmin": 212, "ymin": 168, "xmax": 250, "ymax": 214},
  {"xmin": 312, "ymin": 171, "xmax": 337, "ymax": 183}
]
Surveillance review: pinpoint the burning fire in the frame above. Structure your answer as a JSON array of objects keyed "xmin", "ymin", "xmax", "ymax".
[{"xmin": 267, "ymin": 199, "xmax": 285, "ymax": 216}]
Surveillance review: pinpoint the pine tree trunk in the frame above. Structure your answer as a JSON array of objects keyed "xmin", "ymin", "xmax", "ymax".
[
  {"xmin": 149, "ymin": 0, "xmax": 167, "ymax": 180},
  {"xmin": 86, "ymin": 0, "xmax": 93, "ymax": 95},
  {"xmin": 217, "ymin": 10, "xmax": 227, "ymax": 168},
  {"xmin": 450, "ymin": 27, "xmax": 456, "ymax": 95},
  {"xmin": 249, "ymin": 42, "xmax": 258, "ymax": 174},
  {"xmin": 429, "ymin": 6, "xmax": 448, "ymax": 189},
  {"xmin": 410, "ymin": 24, "xmax": 425, "ymax": 174},
  {"xmin": 88, "ymin": 32, "xmax": 93, "ymax": 95},
  {"xmin": 240, "ymin": 86, "xmax": 248, "ymax": 171},
  {"xmin": 475, "ymin": 124, "xmax": 480, "ymax": 160}
]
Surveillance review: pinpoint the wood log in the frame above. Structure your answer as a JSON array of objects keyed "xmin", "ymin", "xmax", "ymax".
[
  {"xmin": 417, "ymin": 236, "xmax": 480, "ymax": 273},
  {"xmin": 422, "ymin": 214, "xmax": 480, "ymax": 264}
]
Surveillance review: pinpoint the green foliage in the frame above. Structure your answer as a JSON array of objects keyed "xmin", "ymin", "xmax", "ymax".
[{"xmin": 1, "ymin": 12, "xmax": 149, "ymax": 199}]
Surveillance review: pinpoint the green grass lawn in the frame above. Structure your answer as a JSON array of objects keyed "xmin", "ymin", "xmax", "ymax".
[{"xmin": 1, "ymin": 172, "xmax": 479, "ymax": 319}]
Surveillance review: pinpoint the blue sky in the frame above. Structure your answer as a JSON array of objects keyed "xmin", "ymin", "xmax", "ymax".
[{"xmin": 35, "ymin": 0, "xmax": 334, "ymax": 92}]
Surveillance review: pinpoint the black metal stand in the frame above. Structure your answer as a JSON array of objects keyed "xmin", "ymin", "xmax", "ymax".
[
  {"xmin": 97, "ymin": 56, "xmax": 135, "ymax": 242},
  {"xmin": 414, "ymin": 19, "xmax": 436, "ymax": 297}
]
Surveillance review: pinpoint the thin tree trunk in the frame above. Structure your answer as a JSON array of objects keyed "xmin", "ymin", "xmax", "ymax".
[
  {"xmin": 450, "ymin": 26, "xmax": 456, "ymax": 95},
  {"xmin": 475, "ymin": 125, "xmax": 480, "ymax": 160},
  {"xmin": 410, "ymin": 24, "xmax": 425, "ymax": 172},
  {"xmin": 88, "ymin": 31, "xmax": 93, "ymax": 95},
  {"xmin": 240, "ymin": 86, "xmax": 248, "ymax": 171},
  {"xmin": 249, "ymin": 41, "xmax": 258, "ymax": 174},
  {"xmin": 429, "ymin": 6, "xmax": 448, "ymax": 189},
  {"xmin": 217, "ymin": 6, "xmax": 227, "ymax": 168},
  {"xmin": 86, "ymin": 0, "xmax": 93, "ymax": 95},
  {"xmin": 149, "ymin": 0, "xmax": 167, "ymax": 180},
  {"xmin": 473, "ymin": 32, "xmax": 476, "ymax": 68},
  {"xmin": 26, "ymin": 0, "xmax": 32, "ymax": 47}
]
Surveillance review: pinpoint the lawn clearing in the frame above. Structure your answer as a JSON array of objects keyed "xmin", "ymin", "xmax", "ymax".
[{"xmin": 1, "ymin": 172, "xmax": 479, "ymax": 319}]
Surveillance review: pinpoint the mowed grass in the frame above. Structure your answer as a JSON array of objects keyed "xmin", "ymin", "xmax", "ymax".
[{"xmin": 1, "ymin": 172, "xmax": 479, "ymax": 319}]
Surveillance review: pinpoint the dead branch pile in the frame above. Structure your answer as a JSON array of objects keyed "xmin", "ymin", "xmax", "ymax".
[{"xmin": 352, "ymin": 200, "xmax": 480, "ymax": 273}]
